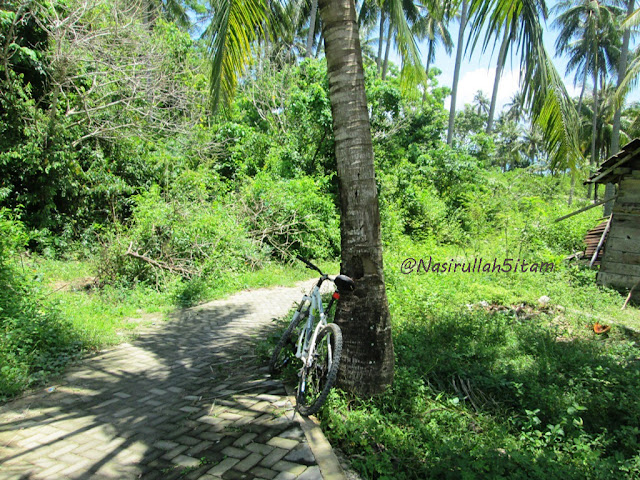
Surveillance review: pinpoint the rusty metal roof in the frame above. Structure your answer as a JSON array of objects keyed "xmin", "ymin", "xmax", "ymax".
[{"xmin": 586, "ymin": 138, "xmax": 640, "ymax": 184}]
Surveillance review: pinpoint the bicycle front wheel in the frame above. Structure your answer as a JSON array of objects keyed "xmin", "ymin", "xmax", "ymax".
[
  {"xmin": 297, "ymin": 323, "xmax": 342, "ymax": 416},
  {"xmin": 269, "ymin": 306, "xmax": 308, "ymax": 375}
]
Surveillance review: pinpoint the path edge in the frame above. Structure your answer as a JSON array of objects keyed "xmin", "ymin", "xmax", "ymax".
[{"xmin": 284, "ymin": 385, "xmax": 347, "ymax": 480}]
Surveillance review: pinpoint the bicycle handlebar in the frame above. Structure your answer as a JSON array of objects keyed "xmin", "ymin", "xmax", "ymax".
[{"xmin": 296, "ymin": 255, "xmax": 324, "ymax": 276}]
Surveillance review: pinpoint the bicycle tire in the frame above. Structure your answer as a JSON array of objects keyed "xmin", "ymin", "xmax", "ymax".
[
  {"xmin": 296, "ymin": 323, "xmax": 342, "ymax": 416},
  {"xmin": 269, "ymin": 306, "xmax": 308, "ymax": 375}
]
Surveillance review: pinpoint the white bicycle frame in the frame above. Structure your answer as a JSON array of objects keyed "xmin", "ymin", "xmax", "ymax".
[{"xmin": 293, "ymin": 283, "xmax": 334, "ymax": 372}]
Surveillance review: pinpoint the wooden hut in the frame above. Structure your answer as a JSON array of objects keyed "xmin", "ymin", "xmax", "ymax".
[{"xmin": 585, "ymin": 138, "xmax": 640, "ymax": 302}]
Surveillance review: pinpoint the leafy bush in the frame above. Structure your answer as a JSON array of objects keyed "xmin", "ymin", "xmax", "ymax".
[
  {"xmin": 0, "ymin": 210, "xmax": 83, "ymax": 398},
  {"xmin": 239, "ymin": 173, "xmax": 340, "ymax": 260},
  {"xmin": 97, "ymin": 178, "xmax": 264, "ymax": 301}
]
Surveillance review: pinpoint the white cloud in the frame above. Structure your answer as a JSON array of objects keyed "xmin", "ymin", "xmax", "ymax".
[
  {"xmin": 565, "ymin": 83, "xmax": 581, "ymax": 98},
  {"xmin": 443, "ymin": 67, "xmax": 522, "ymax": 114},
  {"xmin": 442, "ymin": 67, "xmax": 584, "ymax": 114}
]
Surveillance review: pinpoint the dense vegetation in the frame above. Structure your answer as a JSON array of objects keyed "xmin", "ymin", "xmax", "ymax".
[{"xmin": 2, "ymin": 0, "xmax": 640, "ymax": 478}]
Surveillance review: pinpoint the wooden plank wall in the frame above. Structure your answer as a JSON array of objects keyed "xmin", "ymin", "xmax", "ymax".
[{"xmin": 598, "ymin": 173, "xmax": 640, "ymax": 301}]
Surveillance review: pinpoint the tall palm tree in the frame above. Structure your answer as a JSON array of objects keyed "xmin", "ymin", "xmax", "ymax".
[
  {"xmin": 467, "ymin": 0, "xmax": 549, "ymax": 135},
  {"xmin": 504, "ymin": 90, "xmax": 527, "ymax": 123},
  {"xmin": 412, "ymin": 0, "xmax": 453, "ymax": 100},
  {"xmin": 447, "ymin": 0, "xmax": 468, "ymax": 145},
  {"xmin": 356, "ymin": 0, "xmax": 386, "ymax": 71},
  {"xmin": 207, "ymin": 0, "xmax": 396, "ymax": 393},
  {"xmin": 522, "ymin": 122, "xmax": 547, "ymax": 165},
  {"xmin": 317, "ymin": 0, "xmax": 394, "ymax": 394},
  {"xmin": 473, "ymin": 90, "xmax": 490, "ymax": 115},
  {"xmin": 485, "ymin": 27, "xmax": 510, "ymax": 133},
  {"xmin": 554, "ymin": 0, "xmax": 621, "ymax": 198},
  {"xmin": 204, "ymin": 0, "xmax": 588, "ymax": 391},
  {"xmin": 357, "ymin": 0, "xmax": 425, "ymax": 82},
  {"xmin": 306, "ymin": 0, "xmax": 319, "ymax": 57},
  {"xmin": 381, "ymin": 0, "xmax": 422, "ymax": 80},
  {"xmin": 607, "ymin": 0, "xmax": 634, "ymax": 214},
  {"xmin": 476, "ymin": 0, "xmax": 581, "ymax": 174},
  {"xmin": 358, "ymin": 0, "xmax": 391, "ymax": 73},
  {"xmin": 611, "ymin": 0, "xmax": 634, "ymax": 154}
]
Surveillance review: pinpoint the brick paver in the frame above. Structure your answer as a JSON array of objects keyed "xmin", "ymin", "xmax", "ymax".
[{"xmin": 0, "ymin": 281, "xmax": 339, "ymax": 479}]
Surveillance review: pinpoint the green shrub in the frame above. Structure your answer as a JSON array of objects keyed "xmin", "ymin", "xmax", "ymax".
[
  {"xmin": 0, "ymin": 210, "xmax": 83, "ymax": 398},
  {"xmin": 97, "ymin": 180, "xmax": 263, "ymax": 292},
  {"xmin": 239, "ymin": 173, "xmax": 340, "ymax": 260}
]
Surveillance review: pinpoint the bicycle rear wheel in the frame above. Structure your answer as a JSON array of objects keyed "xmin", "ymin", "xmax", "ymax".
[
  {"xmin": 269, "ymin": 305, "xmax": 308, "ymax": 375},
  {"xmin": 296, "ymin": 323, "xmax": 342, "ymax": 416}
]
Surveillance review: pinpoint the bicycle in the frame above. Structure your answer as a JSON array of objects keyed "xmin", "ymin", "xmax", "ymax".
[{"xmin": 269, "ymin": 256, "xmax": 354, "ymax": 416}]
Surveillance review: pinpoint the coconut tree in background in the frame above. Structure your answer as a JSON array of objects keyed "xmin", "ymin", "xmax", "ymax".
[
  {"xmin": 554, "ymin": 0, "xmax": 621, "ymax": 198},
  {"xmin": 485, "ymin": 27, "xmax": 510, "ymax": 133},
  {"xmin": 357, "ymin": 0, "xmax": 388, "ymax": 72},
  {"xmin": 610, "ymin": 0, "xmax": 635, "ymax": 154},
  {"xmin": 306, "ymin": 0, "xmax": 319, "ymax": 56},
  {"xmin": 478, "ymin": 0, "xmax": 581, "ymax": 175},
  {"xmin": 607, "ymin": 0, "xmax": 635, "ymax": 214},
  {"xmin": 467, "ymin": 0, "xmax": 548, "ymax": 135},
  {"xmin": 356, "ymin": 0, "xmax": 425, "ymax": 82},
  {"xmin": 413, "ymin": 0, "xmax": 453, "ymax": 100},
  {"xmin": 380, "ymin": 0, "xmax": 422, "ymax": 80},
  {"xmin": 504, "ymin": 90, "xmax": 527, "ymax": 123},
  {"xmin": 473, "ymin": 90, "xmax": 491, "ymax": 116},
  {"xmin": 447, "ymin": 0, "xmax": 468, "ymax": 145}
]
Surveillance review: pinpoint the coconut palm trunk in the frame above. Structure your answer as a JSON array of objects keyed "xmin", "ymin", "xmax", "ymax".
[
  {"xmin": 306, "ymin": 0, "xmax": 319, "ymax": 57},
  {"xmin": 606, "ymin": 0, "xmax": 634, "ymax": 215},
  {"xmin": 422, "ymin": 40, "xmax": 433, "ymax": 103},
  {"xmin": 382, "ymin": 20, "xmax": 392, "ymax": 79},
  {"xmin": 577, "ymin": 67, "xmax": 588, "ymax": 114},
  {"xmin": 318, "ymin": 0, "xmax": 394, "ymax": 394},
  {"xmin": 447, "ymin": 0, "xmax": 468, "ymax": 145},
  {"xmin": 487, "ymin": 28, "xmax": 510, "ymax": 134},
  {"xmin": 588, "ymin": 60, "xmax": 598, "ymax": 200},
  {"xmin": 377, "ymin": 10, "xmax": 386, "ymax": 73}
]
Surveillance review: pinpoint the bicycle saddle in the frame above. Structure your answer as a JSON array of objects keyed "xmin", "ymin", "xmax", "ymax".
[{"xmin": 334, "ymin": 275, "xmax": 355, "ymax": 292}]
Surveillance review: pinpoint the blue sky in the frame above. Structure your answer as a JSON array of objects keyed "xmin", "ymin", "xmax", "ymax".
[{"xmin": 385, "ymin": 4, "xmax": 638, "ymax": 114}]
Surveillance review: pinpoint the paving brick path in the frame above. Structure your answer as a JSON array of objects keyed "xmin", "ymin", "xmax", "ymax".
[{"xmin": 0, "ymin": 281, "xmax": 347, "ymax": 480}]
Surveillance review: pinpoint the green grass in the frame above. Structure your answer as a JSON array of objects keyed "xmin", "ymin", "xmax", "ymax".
[
  {"xmin": 0, "ymin": 255, "xmax": 338, "ymax": 400},
  {"xmin": 39, "ymin": 256, "xmax": 338, "ymax": 348},
  {"xmin": 317, "ymin": 240, "xmax": 640, "ymax": 480},
  {"xmin": 9, "ymin": 229, "xmax": 640, "ymax": 480}
]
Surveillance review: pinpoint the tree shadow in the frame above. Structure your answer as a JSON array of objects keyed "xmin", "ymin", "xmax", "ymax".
[
  {"xmin": 369, "ymin": 310, "xmax": 640, "ymax": 478},
  {"xmin": 0, "ymin": 294, "xmax": 308, "ymax": 480}
]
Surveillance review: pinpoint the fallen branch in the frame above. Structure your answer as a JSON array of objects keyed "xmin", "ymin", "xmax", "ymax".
[{"xmin": 125, "ymin": 242, "xmax": 197, "ymax": 278}]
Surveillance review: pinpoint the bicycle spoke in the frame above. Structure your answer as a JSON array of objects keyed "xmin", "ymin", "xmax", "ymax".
[{"xmin": 296, "ymin": 323, "xmax": 342, "ymax": 416}]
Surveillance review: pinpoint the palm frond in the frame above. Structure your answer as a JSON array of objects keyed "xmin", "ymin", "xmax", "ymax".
[
  {"xmin": 528, "ymin": 42, "xmax": 582, "ymax": 171},
  {"xmin": 204, "ymin": 0, "xmax": 268, "ymax": 114},
  {"xmin": 387, "ymin": 0, "xmax": 426, "ymax": 90},
  {"xmin": 623, "ymin": 4, "xmax": 640, "ymax": 28},
  {"xmin": 467, "ymin": 0, "xmax": 580, "ymax": 171}
]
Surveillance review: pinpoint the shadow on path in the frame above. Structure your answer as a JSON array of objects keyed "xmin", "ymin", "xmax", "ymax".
[{"xmin": 0, "ymin": 282, "xmax": 323, "ymax": 480}]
